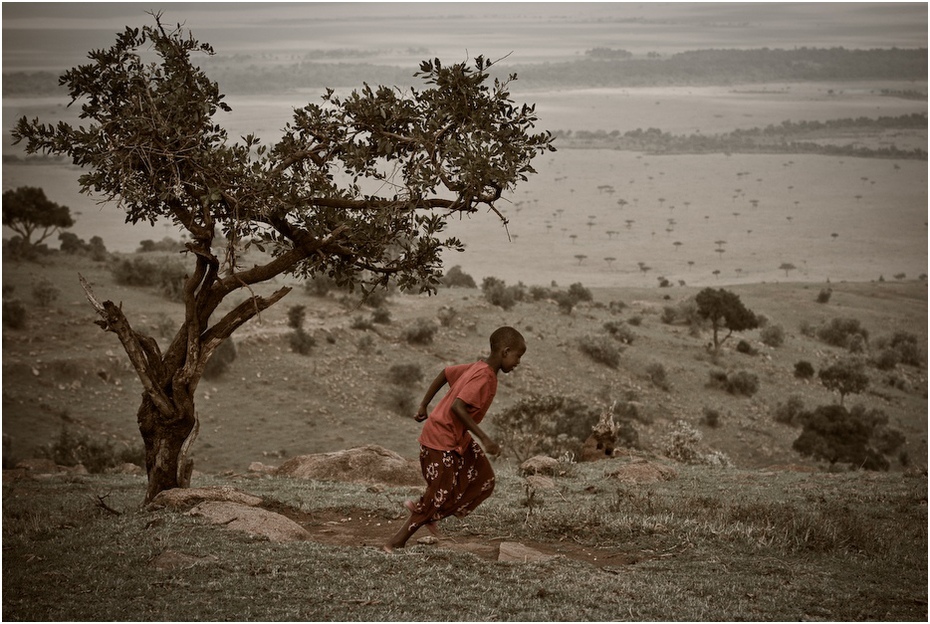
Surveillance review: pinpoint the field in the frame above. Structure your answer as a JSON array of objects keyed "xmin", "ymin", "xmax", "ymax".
[{"xmin": 2, "ymin": 4, "xmax": 928, "ymax": 620}]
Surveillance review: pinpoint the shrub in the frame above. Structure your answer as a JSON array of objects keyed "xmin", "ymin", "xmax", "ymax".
[
  {"xmin": 111, "ymin": 255, "xmax": 187, "ymax": 301},
  {"xmin": 628, "ymin": 315, "xmax": 643, "ymax": 327},
  {"xmin": 579, "ymin": 335, "xmax": 622, "ymax": 368},
  {"xmin": 603, "ymin": 321, "xmax": 635, "ymax": 345},
  {"xmin": 701, "ymin": 407, "xmax": 721, "ymax": 428},
  {"xmin": 816, "ymin": 317, "xmax": 869, "ymax": 350},
  {"xmin": 645, "ymin": 362, "xmax": 670, "ymax": 391},
  {"xmin": 287, "ymin": 305, "xmax": 306, "ymax": 329},
  {"xmin": 371, "ymin": 307, "xmax": 391, "ymax": 325},
  {"xmin": 567, "ymin": 282, "xmax": 593, "ymax": 304},
  {"xmin": 289, "ymin": 327, "xmax": 316, "ymax": 355},
  {"xmin": 437, "ymin": 306, "xmax": 457, "ymax": 328},
  {"xmin": 2, "ymin": 299, "xmax": 27, "ymax": 329},
  {"xmin": 818, "ymin": 357, "xmax": 869, "ymax": 404},
  {"xmin": 305, "ymin": 273, "xmax": 337, "ymax": 297},
  {"xmin": 760, "ymin": 324, "xmax": 785, "ymax": 347},
  {"xmin": 773, "ymin": 395, "xmax": 806, "ymax": 426},
  {"xmin": 388, "ymin": 363, "xmax": 424, "ymax": 387},
  {"xmin": 493, "ymin": 395, "xmax": 607, "ymax": 463},
  {"xmin": 794, "ymin": 360, "xmax": 815, "ymax": 379},
  {"xmin": 356, "ymin": 333, "xmax": 376, "ymax": 354},
  {"xmin": 404, "ymin": 318, "xmax": 438, "ymax": 345},
  {"xmin": 203, "ymin": 337, "xmax": 237, "ymax": 378},
  {"xmin": 40, "ymin": 427, "xmax": 144, "ymax": 473},
  {"xmin": 872, "ymin": 348, "xmax": 900, "ymax": 371},
  {"xmin": 874, "ymin": 331, "xmax": 924, "ymax": 368},
  {"xmin": 442, "ymin": 265, "xmax": 476, "ymax": 288},
  {"xmin": 708, "ymin": 369, "xmax": 759, "ymax": 397},
  {"xmin": 792, "ymin": 403, "xmax": 905, "ymax": 470},
  {"xmin": 736, "ymin": 339, "xmax": 757, "ymax": 355},
  {"xmin": 481, "ymin": 276, "xmax": 520, "ymax": 310},
  {"xmin": 384, "ymin": 386, "xmax": 415, "ymax": 417},
  {"xmin": 350, "ymin": 315, "xmax": 374, "ymax": 331},
  {"xmin": 816, "ymin": 287, "xmax": 833, "ymax": 304}
]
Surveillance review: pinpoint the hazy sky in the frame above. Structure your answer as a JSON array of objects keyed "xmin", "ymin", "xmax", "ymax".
[{"xmin": 3, "ymin": 2, "xmax": 927, "ymax": 72}]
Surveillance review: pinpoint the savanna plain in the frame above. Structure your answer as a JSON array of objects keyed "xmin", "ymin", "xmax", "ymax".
[{"xmin": 2, "ymin": 16, "xmax": 928, "ymax": 622}]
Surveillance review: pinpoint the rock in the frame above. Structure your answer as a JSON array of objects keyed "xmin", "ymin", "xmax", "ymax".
[
  {"xmin": 148, "ymin": 486, "xmax": 263, "ymax": 511},
  {"xmin": 188, "ymin": 501, "xmax": 310, "ymax": 543},
  {"xmin": 498, "ymin": 541, "xmax": 558, "ymax": 563},
  {"xmin": 248, "ymin": 461, "xmax": 277, "ymax": 474},
  {"xmin": 606, "ymin": 460, "xmax": 678, "ymax": 484},
  {"xmin": 106, "ymin": 462, "xmax": 144, "ymax": 475},
  {"xmin": 417, "ymin": 535, "xmax": 439, "ymax": 545},
  {"xmin": 519, "ymin": 455, "xmax": 560, "ymax": 476},
  {"xmin": 274, "ymin": 445, "xmax": 421, "ymax": 486},
  {"xmin": 15, "ymin": 458, "xmax": 62, "ymax": 474}
]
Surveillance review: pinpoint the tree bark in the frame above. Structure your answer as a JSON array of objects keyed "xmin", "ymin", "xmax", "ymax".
[{"xmin": 138, "ymin": 395, "xmax": 197, "ymax": 503}]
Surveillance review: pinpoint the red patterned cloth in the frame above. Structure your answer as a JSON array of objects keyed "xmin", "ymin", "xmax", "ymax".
[{"xmin": 407, "ymin": 441, "xmax": 495, "ymax": 530}]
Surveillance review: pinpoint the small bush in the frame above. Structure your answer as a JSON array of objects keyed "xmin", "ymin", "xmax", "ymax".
[
  {"xmin": 437, "ymin": 306, "xmax": 457, "ymax": 328},
  {"xmin": 872, "ymin": 348, "xmax": 900, "ymax": 371},
  {"xmin": 32, "ymin": 278, "xmax": 60, "ymax": 307},
  {"xmin": 816, "ymin": 317, "xmax": 869, "ymax": 350},
  {"xmin": 794, "ymin": 360, "xmax": 815, "ymax": 379},
  {"xmin": 287, "ymin": 305, "xmax": 306, "ymax": 329},
  {"xmin": 760, "ymin": 324, "xmax": 785, "ymax": 347},
  {"xmin": 40, "ymin": 427, "xmax": 144, "ymax": 474},
  {"xmin": 645, "ymin": 362, "xmax": 670, "ymax": 391},
  {"xmin": 736, "ymin": 339, "xmax": 758, "ymax": 356},
  {"xmin": 493, "ymin": 395, "xmax": 606, "ymax": 463},
  {"xmin": 481, "ymin": 276, "xmax": 522, "ymax": 310},
  {"xmin": 2, "ymin": 299, "xmax": 27, "ymax": 329},
  {"xmin": 874, "ymin": 331, "xmax": 924, "ymax": 368},
  {"xmin": 350, "ymin": 315, "xmax": 374, "ymax": 331},
  {"xmin": 708, "ymin": 369, "xmax": 759, "ymax": 396},
  {"xmin": 628, "ymin": 315, "xmax": 643, "ymax": 327},
  {"xmin": 388, "ymin": 363, "xmax": 424, "ymax": 387},
  {"xmin": 203, "ymin": 337, "xmax": 237, "ymax": 378},
  {"xmin": 371, "ymin": 307, "xmax": 391, "ymax": 325},
  {"xmin": 603, "ymin": 321, "xmax": 635, "ymax": 345},
  {"xmin": 289, "ymin": 328, "xmax": 316, "ymax": 355},
  {"xmin": 701, "ymin": 407, "xmax": 721, "ymax": 428},
  {"xmin": 356, "ymin": 334, "xmax": 376, "ymax": 354},
  {"xmin": 816, "ymin": 287, "xmax": 833, "ymax": 304},
  {"xmin": 773, "ymin": 395, "xmax": 806, "ymax": 427},
  {"xmin": 305, "ymin": 273, "xmax": 337, "ymax": 297},
  {"xmin": 404, "ymin": 318, "xmax": 438, "ymax": 345},
  {"xmin": 111, "ymin": 255, "xmax": 187, "ymax": 302},
  {"xmin": 442, "ymin": 265, "xmax": 477, "ymax": 288},
  {"xmin": 579, "ymin": 335, "xmax": 622, "ymax": 368}
]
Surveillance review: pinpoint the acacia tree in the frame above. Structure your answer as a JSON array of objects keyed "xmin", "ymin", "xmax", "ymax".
[
  {"xmin": 2, "ymin": 186, "xmax": 75, "ymax": 253},
  {"xmin": 14, "ymin": 17, "xmax": 554, "ymax": 502},
  {"xmin": 695, "ymin": 287, "xmax": 759, "ymax": 354}
]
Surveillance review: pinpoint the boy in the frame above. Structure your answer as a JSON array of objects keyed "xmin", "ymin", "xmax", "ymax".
[{"xmin": 383, "ymin": 326, "xmax": 526, "ymax": 552}]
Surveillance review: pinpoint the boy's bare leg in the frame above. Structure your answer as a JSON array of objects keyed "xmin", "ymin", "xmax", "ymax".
[
  {"xmin": 383, "ymin": 516, "xmax": 418, "ymax": 553},
  {"xmin": 404, "ymin": 499, "xmax": 440, "ymax": 537}
]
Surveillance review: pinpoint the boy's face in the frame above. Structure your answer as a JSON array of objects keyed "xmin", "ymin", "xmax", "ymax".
[{"xmin": 500, "ymin": 341, "xmax": 527, "ymax": 373}]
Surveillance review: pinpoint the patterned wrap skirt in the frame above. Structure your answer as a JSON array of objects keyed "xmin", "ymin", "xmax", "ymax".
[{"xmin": 408, "ymin": 440, "xmax": 496, "ymax": 530}]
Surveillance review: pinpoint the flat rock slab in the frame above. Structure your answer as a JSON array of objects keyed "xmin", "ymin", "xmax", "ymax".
[
  {"xmin": 150, "ymin": 549, "xmax": 217, "ymax": 570},
  {"xmin": 498, "ymin": 541, "xmax": 559, "ymax": 563},
  {"xmin": 189, "ymin": 501, "xmax": 310, "ymax": 543},
  {"xmin": 148, "ymin": 486, "xmax": 264, "ymax": 511},
  {"xmin": 606, "ymin": 460, "xmax": 678, "ymax": 483}
]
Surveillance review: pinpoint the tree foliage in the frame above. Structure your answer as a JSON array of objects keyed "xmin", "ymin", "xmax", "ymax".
[
  {"xmin": 792, "ymin": 404, "xmax": 904, "ymax": 470},
  {"xmin": 695, "ymin": 288, "xmax": 759, "ymax": 353},
  {"xmin": 2, "ymin": 186, "xmax": 74, "ymax": 252},
  {"xmin": 12, "ymin": 16, "xmax": 554, "ymax": 501},
  {"xmin": 818, "ymin": 358, "xmax": 869, "ymax": 405}
]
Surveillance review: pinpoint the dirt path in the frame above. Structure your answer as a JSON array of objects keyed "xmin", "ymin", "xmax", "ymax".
[{"xmin": 277, "ymin": 505, "xmax": 647, "ymax": 567}]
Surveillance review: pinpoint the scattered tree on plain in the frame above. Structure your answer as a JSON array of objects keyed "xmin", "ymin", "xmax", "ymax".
[
  {"xmin": 818, "ymin": 357, "xmax": 869, "ymax": 405},
  {"xmin": 13, "ymin": 16, "xmax": 554, "ymax": 502}
]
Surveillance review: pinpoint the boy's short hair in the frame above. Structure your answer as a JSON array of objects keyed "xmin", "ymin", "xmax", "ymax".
[{"xmin": 490, "ymin": 326, "xmax": 525, "ymax": 352}]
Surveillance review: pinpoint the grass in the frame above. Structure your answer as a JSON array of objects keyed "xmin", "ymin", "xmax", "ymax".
[{"xmin": 3, "ymin": 461, "xmax": 926, "ymax": 621}]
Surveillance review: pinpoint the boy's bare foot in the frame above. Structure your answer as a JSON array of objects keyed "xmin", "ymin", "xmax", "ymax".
[{"xmin": 404, "ymin": 499, "xmax": 440, "ymax": 537}]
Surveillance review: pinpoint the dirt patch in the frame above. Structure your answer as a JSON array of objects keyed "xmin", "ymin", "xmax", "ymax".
[{"xmin": 265, "ymin": 503, "xmax": 646, "ymax": 567}]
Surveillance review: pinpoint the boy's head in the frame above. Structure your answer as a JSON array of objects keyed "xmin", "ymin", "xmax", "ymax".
[{"xmin": 490, "ymin": 326, "xmax": 526, "ymax": 373}]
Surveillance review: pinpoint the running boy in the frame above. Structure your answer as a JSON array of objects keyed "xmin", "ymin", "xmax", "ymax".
[{"xmin": 383, "ymin": 326, "xmax": 526, "ymax": 552}]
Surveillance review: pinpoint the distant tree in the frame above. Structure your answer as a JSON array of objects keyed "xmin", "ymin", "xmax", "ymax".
[
  {"xmin": 779, "ymin": 262, "xmax": 797, "ymax": 277},
  {"xmin": 792, "ymin": 403, "xmax": 903, "ymax": 470},
  {"xmin": 2, "ymin": 186, "xmax": 74, "ymax": 253},
  {"xmin": 695, "ymin": 287, "xmax": 759, "ymax": 354},
  {"xmin": 818, "ymin": 358, "xmax": 869, "ymax": 405},
  {"xmin": 13, "ymin": 17, "xmax": 553, "ymax": 502}
]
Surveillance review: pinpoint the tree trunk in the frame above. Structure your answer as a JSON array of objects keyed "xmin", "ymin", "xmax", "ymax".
[{"xmin": 138, "ymin": 395, "xmax": 198, "ymax": 504}]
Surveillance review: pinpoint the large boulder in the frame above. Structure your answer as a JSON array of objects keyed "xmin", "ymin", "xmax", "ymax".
[
  {"xmin": 189, "ymin": 501, "xmax": 310, "ymax": 543},
  {"xmin": 274, "ymin": 445, "xmax": 421, "ymax": 486}
]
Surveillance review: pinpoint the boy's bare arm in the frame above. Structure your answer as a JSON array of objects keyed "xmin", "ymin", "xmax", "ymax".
[
  {"xmin": 451, "ymin": 398, "xmax": 501, "ymax": 456},
  {"xmin": 415, "ymin": 370, "xmax": 448, "ymax": 421}
]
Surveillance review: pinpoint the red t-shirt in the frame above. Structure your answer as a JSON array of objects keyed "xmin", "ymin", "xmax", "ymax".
[{"xmin": 418, "ymin": 361, "xmax": 498, "ymax": 454}]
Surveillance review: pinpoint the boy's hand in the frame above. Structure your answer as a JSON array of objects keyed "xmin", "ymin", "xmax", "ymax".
[
  {"xmin": 414, "ymin": 405, "xmax": 428, "ymax": 422},
  {"xmin": 482, "ymin": 438, "xmax": 502, "ymax": 457}
]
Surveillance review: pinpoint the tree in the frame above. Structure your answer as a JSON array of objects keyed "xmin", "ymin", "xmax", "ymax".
[
  {"xmin": 792, "ymin": 404, "xmax": 902, "ymax": 470},
  {"xmin": 779, "ymin": 262, "xmax": 796, "ymax": 277},
  {"xmin": 818, "ymin": 358, "xmax": 869, "ymax": 405},
  {"xmin": 695, "ymin": 287, "xmax": 759, "ymax": 354},
  {"xmin": 14, "ymin": 17, "xmax": 554, "ymax": 502},
  {"xmin": 2, "ymin": 186, "xmax": 74, "ymax": 253}
]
